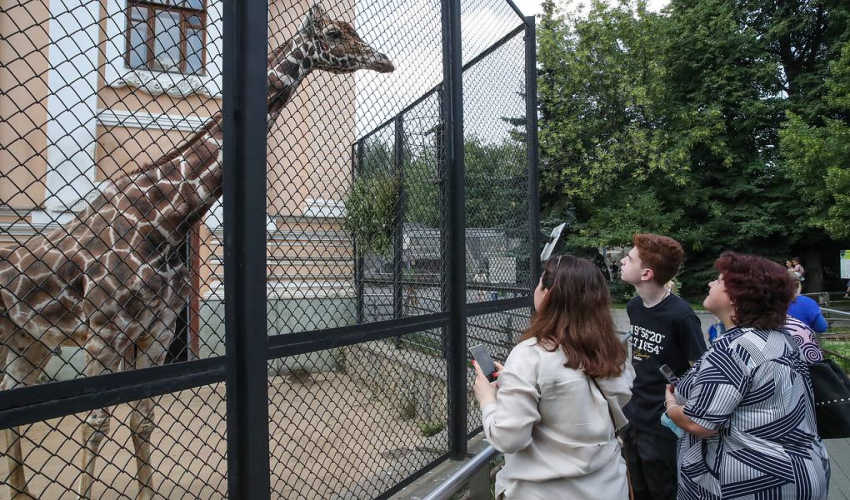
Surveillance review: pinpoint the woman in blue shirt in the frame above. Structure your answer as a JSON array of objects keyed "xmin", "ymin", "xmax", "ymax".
[{"xmin": 787, "ymin": 271, "xmax": 828, "ymax": 332}]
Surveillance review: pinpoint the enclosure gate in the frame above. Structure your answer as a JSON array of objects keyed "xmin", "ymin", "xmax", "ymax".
[{"xmin": 0, "ymin": 0, "xmax": 538, "ymax": 498}]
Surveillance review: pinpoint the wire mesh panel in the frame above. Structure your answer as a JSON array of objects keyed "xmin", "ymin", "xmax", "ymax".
[
  {"xmin": 2, "ymin": 0, "xmax": 535, "ymax": 496},
  {"xmin": 466, "ymin": 309, "xmax": 530, "ymax": 434},
  {"xmin": 267, "ymin": 337, "xmax": 449, "ymax": 499},
  {"xmin": 2, "ymin": 0, "xmax": 232, "ymax": 496},
  {"xmin": 463, "ymin": 22, "xmax": 531, "ymax": 303},
  {"xmin": 2, "ymin": 384, "xmax": 227, "ymax": 499}
]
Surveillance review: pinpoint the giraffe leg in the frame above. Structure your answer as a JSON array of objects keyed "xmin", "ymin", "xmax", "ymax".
[
  {"xmin": 129, "ymin": 332, "xmax": 173, "ymax": 500},
  {"xmin": 76, "ymin": 339, "xmax": 121, "ymax": 500},
  {"xmin": 128, "ymin": 398, "xmax": 155, "ymax": 500},
  {"xmin": 2, "ymin": 332, "xmax": 52, "ymax": 500},
  {"xmin": 77, "ymin": 407, "xmax": 111, "ymax": 500}
]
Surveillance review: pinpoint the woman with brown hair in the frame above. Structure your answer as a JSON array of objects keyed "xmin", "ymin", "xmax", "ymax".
[
  {"xmin": 473, "ymin": 255, "xmax": 635, "ymax": 499},
  {"xmin": 664, "ymin": 252, "xmax": 830, "ymax": 498}
]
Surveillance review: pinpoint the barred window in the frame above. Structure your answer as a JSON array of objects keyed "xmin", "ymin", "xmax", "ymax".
[{"xmin": 126, "ymin": 0, "xmax": 206, "ymax": 75}]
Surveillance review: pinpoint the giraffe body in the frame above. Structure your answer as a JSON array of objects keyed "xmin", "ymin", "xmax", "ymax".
[{"xmin": 0, "ymin": 2, "xmax": 392, "ymax": 498}]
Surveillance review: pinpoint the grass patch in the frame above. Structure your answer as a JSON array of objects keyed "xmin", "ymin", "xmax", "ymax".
[
  {"xmin": 823, "ymin": 340, "xmax": 850, "ymax": 373},
  {"xmin": 419, "ymin": 420, "xmax": 445, "ymax": 437},
  {"xmin": 398, "ymin": 332, "xmax": 443, "ymax": 356},
  {"xmin": 826, "ymin": 326, "xmax": 850, "ymax": 335}
]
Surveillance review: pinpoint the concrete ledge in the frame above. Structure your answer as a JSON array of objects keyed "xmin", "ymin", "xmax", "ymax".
[{"xmin": 390, "ymin": 435, "xmax": 495, "ymax": 500}]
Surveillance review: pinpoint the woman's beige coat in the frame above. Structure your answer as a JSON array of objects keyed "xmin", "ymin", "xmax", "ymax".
[{"xmin": 483, "ymin": 338, "xmax": 636, "ymax": 500}]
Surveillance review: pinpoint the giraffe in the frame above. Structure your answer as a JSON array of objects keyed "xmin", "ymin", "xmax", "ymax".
[{"xmin": 0, "ymin": 2, "xmax": 393, "ymax": 499}]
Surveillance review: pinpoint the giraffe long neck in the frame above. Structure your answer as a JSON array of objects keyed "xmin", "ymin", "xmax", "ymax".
[
  {"xmin": 267, "ymin": 33, "xmax": 315, "ymax": 121},
  {"xmin": 110, "ymin": 33, "xmax": 316, "ymax": 251}
]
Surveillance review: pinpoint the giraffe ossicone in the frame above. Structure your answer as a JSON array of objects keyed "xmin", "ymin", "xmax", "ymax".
[{"xmin": 0, "ymin": 3, "xmax": 393, "ymax": 498}]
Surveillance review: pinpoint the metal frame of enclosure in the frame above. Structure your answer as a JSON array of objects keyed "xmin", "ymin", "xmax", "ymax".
[{"xmin": 0, "ymin": 0, "xmax": 537, "ymax": 498}]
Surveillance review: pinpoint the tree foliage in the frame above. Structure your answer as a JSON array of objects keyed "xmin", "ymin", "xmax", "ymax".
[
  {"xmin": 538, "ymin": 0, "xmax": 850, "ymax": 295},
  {"xmin": 781, "ymin": 42, "xmax": 850, "ymax": 239},
  {"xmin": 347, "ymin": 134, "xmax": 527, "ymax": 256}
]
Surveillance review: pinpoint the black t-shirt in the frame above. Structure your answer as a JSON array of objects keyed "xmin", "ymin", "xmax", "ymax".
[{"xmin": 623, "ymin": 294, "xmax": 707, "ymax": 439}]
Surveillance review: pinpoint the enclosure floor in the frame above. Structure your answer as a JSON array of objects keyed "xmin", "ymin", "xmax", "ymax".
[{"xmin": 1, "ymin": 373, "xmax": 438, "ymax": 499}]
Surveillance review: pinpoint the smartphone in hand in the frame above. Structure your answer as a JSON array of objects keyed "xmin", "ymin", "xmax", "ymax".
[
  {"xmin": 660, "ymin": 364, "xmax": 687, "ymax": 405},
  {"xmin": 659, "ymin": 364, "xmax": 679, "ymax": 386},
  {"xmin": 469, "ymin": 344, "xmax": 498, "ymax": 382}
]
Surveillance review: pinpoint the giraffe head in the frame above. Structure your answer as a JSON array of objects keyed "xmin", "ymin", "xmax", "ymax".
[{"xmin": 298, "ymin": 1, "xmax": 394, "ymax": 74}]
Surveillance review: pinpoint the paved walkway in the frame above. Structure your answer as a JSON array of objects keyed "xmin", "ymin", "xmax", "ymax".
[{"xmin": 828, "ymin": 438, "xmax": 850, "ymax": 499}]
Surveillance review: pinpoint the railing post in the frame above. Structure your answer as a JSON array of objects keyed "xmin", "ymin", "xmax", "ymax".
[
  {"xmin": 525, "ymin": 16, "xmax": 541, "ymax": 288},
  {"xmin": 442, "ymin": 0, "xmax": 467, "ymax": 460},
  {"xmin": 354, "ymin": 141, "xmax": 365, "ymax": 325},
  {"xmin": 222, "ymin": 0, "xmax": 271, "ymax": 497},
  {"xmin": 437, "ymin": 88, "xmax": 448, "ymax": 360},
  {"xmin": 394, "ymin": 116, "xmax": 405, "ymax": 339}
]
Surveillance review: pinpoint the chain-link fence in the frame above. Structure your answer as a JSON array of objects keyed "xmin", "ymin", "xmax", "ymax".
[{"xmin": 1, "ymin": 0, "xmax": 538, "ymax": 497}]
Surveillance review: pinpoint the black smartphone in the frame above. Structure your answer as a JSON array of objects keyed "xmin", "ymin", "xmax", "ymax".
[
  {"xmin": 469, "ymin": 344, "xmax": 498, "ymax": 382},
  {"xmin": 659, "ymin": 364, "xmax": 679, "ymax": 386}
]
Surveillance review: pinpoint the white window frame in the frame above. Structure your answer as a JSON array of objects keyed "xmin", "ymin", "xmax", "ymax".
[{"xmin": 103, "ymin": 0, "xmax": 222, "ymax": 98}]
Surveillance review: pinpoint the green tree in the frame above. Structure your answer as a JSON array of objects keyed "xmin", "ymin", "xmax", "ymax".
[
  {"xmin": 781, "ymin": 42, "xmax": 850, "ymax": 239},
  {"xmin": 538, "ymin": 0, "xmax": 849, "ymax": 295}
]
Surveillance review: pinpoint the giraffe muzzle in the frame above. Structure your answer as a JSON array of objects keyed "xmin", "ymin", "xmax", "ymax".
[{"xmin": 369, "ymin": 52, "xmax": 395, "ymax": 73}]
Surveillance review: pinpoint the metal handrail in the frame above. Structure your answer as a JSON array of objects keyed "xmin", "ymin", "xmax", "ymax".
[
  {"xmin": 421, "ymin": 446, "xmax": 500, "ymax": 500},
  {"xmin": 822, "ymin": 308, "xmax": 850, "ymax": 318}
]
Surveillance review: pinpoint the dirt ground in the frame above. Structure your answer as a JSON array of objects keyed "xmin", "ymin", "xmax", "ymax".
[{"xmin": 1, "ymin": 373, "xmax": 439, "ymax": 499}]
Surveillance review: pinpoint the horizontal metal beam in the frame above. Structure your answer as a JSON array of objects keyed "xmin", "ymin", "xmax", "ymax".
[
  {"xmin": 0, "ymin": 357, "xmax": 224, "ymax": 414},
  {"xmin": 0, "ymin": 361, "xmax": 225, "ymax": 429},
  {"xmin": 467, "ymin": 296, "xmax": 532, "ymax": 317},
  {"xmin": 267, "ymin": 313, "xmax": 451, "ymax": 359},
  {"xmin": 504, "ymin": 0, "xmax": 532, "ymax": 25}
]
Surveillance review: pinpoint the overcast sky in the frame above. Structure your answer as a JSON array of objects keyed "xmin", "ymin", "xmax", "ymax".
[
  {"xmin": 353, "ymin": 0, "xmax": 672, "ymax": 140},
  {"xmin": 511, "ymin": 0, "xmax": 671, "ymax": 16}
]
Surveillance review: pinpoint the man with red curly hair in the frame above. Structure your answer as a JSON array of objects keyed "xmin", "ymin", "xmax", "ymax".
[{"xmin": 619, "ymin": 234, "xmax": 707, "ymax": 500}]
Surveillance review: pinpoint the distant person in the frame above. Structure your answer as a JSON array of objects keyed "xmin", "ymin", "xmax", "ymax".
[
  {"xmin": 844, "ymin": 279, "xmax": 850, "ymax": 299},
  {"xmin": 618, "ymin": 234, "xmax": 707, "ymax": 500},
  {"xmin": 707, "ymin": 316, "xmax": 725, "ymax": 344},
  {"xmin": 473, "ymin": 255, "xmax": 635, "ymax": 499},
  {"xmin": 792, "ymin": 257, "xmax": 806, "ymax": 281},
  {"xmin": 786, "ymin": 259, "xmax": 794, "ymax": 272},
  {"xmin": 664, "ymin": 252, "xmax": 829, "ymax": 498},
  {"xmin": 610, "ymin": 262, "xmax": 620, "ymax": 280},
  {"xmin": 787, "ymin": 270, "xmax": 828, "ymax": 333}
]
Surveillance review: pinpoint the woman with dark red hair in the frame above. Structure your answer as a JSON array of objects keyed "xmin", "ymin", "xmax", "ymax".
[{"xmin": 663, "ymin": 252, "xmax": 830, "ymax": 498}]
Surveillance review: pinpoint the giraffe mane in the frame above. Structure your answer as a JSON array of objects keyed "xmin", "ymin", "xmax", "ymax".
[{"xmin": 121, "ymin": 115, "xmax": 221, "ymax": 179}]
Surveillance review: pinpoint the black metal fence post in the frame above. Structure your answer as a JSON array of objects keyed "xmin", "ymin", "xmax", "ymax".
[
  {"xmin": 354, "ymin": 141, "xmax": 365, "ymax": 325},
  {"xmin": 222, "ymin": 0, "xmax": 271, "ymax": 497},
  {"xmin": 441, "ymin": 0, "xmax": 467, "ymax": 460},
  {"xmin": 525, "ymin": 16, "xmax": 541, "ymax": 287},
  {"xmin": 437, "ymin": 87, "xmax": 449, "ymax": 360},
  {"xmin": 393, "ymin": 116, "xmax": 405, "ymax": 343}
]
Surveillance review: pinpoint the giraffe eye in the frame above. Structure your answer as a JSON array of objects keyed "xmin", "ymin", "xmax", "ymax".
[{"xmin": 326, "ymin": 29, "xmax": 342, "ymax": 40}]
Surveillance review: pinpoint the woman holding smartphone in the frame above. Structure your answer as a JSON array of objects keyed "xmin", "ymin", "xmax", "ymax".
[{"xmin": 472, "ymin": 255, "xmax": 635, "ymax": 499}]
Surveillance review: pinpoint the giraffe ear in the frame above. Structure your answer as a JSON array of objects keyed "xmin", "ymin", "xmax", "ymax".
[{"xmin": 299, "ymin": 1, "xmax": 326, "ymax": 33}]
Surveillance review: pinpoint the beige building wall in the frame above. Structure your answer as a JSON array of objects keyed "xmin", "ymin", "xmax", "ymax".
[
  {"xmin": 0, "ymin": 0, "xmax": 52, "ymax": 213},
  {"xmin": 269, "ymin": 0, "xmax": 356, "ymax": 216},
  {"xmin": 2, "ymin": 0, "xmax": 360, "ymax": 303}
]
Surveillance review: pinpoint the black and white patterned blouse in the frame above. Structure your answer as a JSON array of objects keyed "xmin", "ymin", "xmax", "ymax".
[
  {"xmin": 783, "ymin": 316, "xmax": 824, "ymax": 364},
  {"xmin": 675, "ymin": 326, "xmax": 830, "ymax": 499}
]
